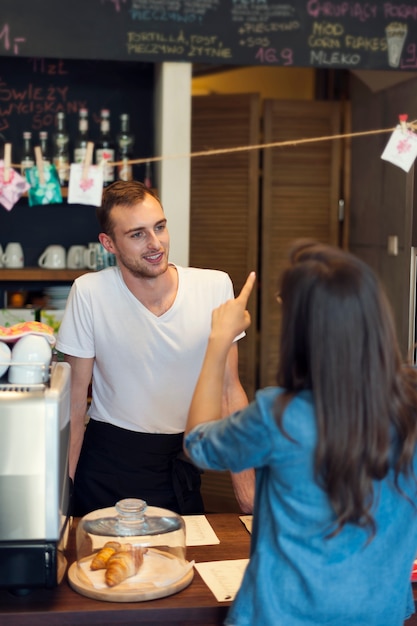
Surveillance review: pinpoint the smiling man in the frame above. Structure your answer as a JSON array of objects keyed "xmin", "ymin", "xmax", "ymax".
[{"xmin": 56, "ymin": 180, "xmax": 254, "ymax": 517}]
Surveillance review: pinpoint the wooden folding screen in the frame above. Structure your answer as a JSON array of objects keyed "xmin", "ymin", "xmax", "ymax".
[
  {"xmin": 190, "ymin": 93, "xmax": 260, "ymax": 512},
  {"xmin": 190, "ymin": 93, "xmax": 260, "ymax": 401},
  {"xmin": 190, "ymin": 95, "xmax": 345, "ymax": 511},
  {"xmin": 260, "ymin": 100, "xmax": 344, "ymax": 387}
]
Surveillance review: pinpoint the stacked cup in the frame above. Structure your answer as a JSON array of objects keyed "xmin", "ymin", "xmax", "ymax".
[
  {"xmin": 2, "ymin": 242, "xmax": 24, "ymax": 268},
  {"xmin": 38, "ymin": 245, "xmax": 66, "ymax": 269}
]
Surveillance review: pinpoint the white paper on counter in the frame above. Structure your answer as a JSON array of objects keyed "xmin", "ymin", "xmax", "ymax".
[
  {"xmin": 194, "ymin": 558, "xmax": 249, "ymax": 602},
  {"xmin": 239, "ymin": 515, "xmax": 253, "ymax": 534},
  {"xmin": 183, "ymin": 515, "xmax": 220, "ymax": 546}
]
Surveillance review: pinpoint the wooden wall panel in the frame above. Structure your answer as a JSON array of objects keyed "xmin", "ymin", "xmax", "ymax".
[
  {"xmin": 190, "ymin": 93, "xmax": 260, "ymax": 400},
  {"xmin": 190, "ymin": 93, "xmax": 260, "ymax": 513},
  {"xmin": 349, "ymin": 74, "xmax": 417, "ymax": 359},
  {"xmin": 190, "ymin": 95, "xmax": 345, "ymax": 511},
  {"xmin": 260, "ymin": 100, "xmax": 343, "ymax": 387}
]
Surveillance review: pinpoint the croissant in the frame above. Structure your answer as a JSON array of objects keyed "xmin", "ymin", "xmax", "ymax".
[
  {"xmin": 90, "ymin": 541, "xmax": 121, "ymax": 570},
  {"xmin": 105, "ymin": 546, "xmax": 146, "ymax": 587}
]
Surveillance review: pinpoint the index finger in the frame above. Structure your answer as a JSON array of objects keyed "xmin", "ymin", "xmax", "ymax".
[{"xmin": 236, "ymin": 271, "xmax": 256, "ymax": 306}]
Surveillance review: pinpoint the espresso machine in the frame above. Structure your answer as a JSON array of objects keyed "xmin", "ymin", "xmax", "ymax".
[{"xmin": 0, "ymin": 361, "xmax": 71, "ymax": 594}]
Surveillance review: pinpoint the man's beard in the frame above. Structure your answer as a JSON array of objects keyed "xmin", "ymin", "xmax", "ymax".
[{"xmin": 117, "ymin": 249, "xmax": 168, "ymax": 279}]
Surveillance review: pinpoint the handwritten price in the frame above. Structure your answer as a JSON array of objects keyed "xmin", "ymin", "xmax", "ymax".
[
  {"xmin": 255, "ymin": 47, "xmax": 293, "ymax": 65},
  {"xmin": 0, "ymin": 24, "xmax": 26, "ymax": 55},
  {"xmin": 101, "ymin": 0, "xmax": 126, "ymax": 12}
]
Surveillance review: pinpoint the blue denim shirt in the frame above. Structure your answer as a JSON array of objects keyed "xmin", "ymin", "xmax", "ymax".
[{"xmin": 185, "ymin": 388, "xmax": 417, "ymax": 626}]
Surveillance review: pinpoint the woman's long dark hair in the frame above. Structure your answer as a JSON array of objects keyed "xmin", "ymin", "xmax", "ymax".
[{"xmin": 275, "ymin": 240, "xmax": 417, "ymax": 537}]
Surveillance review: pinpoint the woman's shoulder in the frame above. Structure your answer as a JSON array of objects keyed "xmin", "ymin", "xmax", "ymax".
[
  {"xmin": 255, "ymin": 387, "xmax": 315, "ymax": 435},
  {"xmin": 256, "ymin": 386, "xmax": 314, "ymax": 407}
]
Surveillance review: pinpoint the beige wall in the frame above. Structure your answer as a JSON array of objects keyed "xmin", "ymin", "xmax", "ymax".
[
  {"xmin": 192, "ymin": 66, "xmax": 315, "ymax": 100},
  {"xmin": 157, "ymin": 64, "xmax": 315, "ymax": 266}
]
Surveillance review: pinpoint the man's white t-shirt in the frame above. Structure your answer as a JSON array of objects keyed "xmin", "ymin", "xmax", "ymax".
[{"xmin": 56, "ymin": 265, "xmax": 236, "ymax": 434}]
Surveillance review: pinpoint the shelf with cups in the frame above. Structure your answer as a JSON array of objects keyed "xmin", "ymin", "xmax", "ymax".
[{"xmin": 0, "ymin": 268, "xmax": 91, "ymax": 281}]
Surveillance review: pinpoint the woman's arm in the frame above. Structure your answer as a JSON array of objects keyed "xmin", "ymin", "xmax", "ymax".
[
  {"xmin": 185, "ymin": 271, "xmax": 256, "ymax": 436},
  {"xmin": 184, "ymin": 272, "xmax": 256, "ymax": 512}
]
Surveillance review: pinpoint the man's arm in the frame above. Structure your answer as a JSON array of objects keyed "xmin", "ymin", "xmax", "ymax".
[
  {"xmin": 222, "ymin": 342, "xmax": 255, "ymax": 514},
  {"xmin": 64, "ymin": 354, "xmax": 94, "ymax": 480}
]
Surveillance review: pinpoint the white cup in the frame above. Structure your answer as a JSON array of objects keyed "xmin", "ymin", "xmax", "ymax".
[
  {"xmin": 2, "ymin": 242, "xmax": 24, "ymax": 268},
  {"xmin": 38, "ymin": 245, "xmax": 66, "ymax": 269},
  {"xmin": 8, "ymin": 335, "xmax": 52, "ymax": 384},
  {"xmin": 0, "ymin": 341, "xmax": 11, "ymax": 378},
  {"xmin": 67, "ymin": 245, "xmax": 87, "ymax": 269},
  {"xmin": 84, "ymin": 242, "xmax": 102, "ymax": 270}
]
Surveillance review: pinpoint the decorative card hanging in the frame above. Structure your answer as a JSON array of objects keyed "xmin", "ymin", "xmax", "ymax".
[
  {"xmin": 0, "ymin": 161, "xmax": 30, "ymax": 211},
  {"xmin": 0, "ymin": 144, "xmax": 30, "ymax": 211},
  {"xmin": 381, "ymin": 119, "xmax": 417, "ymax": 173},
  {"xmin": 24, "ymin": 148, "xmax": 63, "ymax": 206},
  {"xmin": 67, "ymin": 163, "xmax": 103, "ymax": 206},
  {"xmin": 68, "ymin": 142, "xmax": 103, "ymax": 207}
]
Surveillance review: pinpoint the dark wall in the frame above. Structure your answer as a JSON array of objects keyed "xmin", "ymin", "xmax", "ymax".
[{"xmin": 0, "ymin": 57, "xmax": 155, "ymax": 266}]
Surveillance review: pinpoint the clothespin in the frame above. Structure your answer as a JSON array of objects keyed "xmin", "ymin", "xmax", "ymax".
[
  {"xmin": 399, "ymin": 114, "xmax": 408, "ymax": 134},
  {"xmin": 82, "ymin": 141, "xmax": 94, "ymax": 181},
  {"xmin": 34, "ymin": 146, "xmax": 45, "ymax": 186},
  {"xmin": 3, "ymin": 143, "xmax": 11, "ymax": 183}
]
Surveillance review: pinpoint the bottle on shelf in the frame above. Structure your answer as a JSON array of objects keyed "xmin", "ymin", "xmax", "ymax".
[
  {"xmin": 144, "ymin": 161, "xmax": 152, "ymax": 189},
  {"xmin": 20, "ymin": 131, "xmax": 34, "ymax": 174},
  {"xmin": 74, "ymin": 108, "xmax": 89, "ymax": 164},
  {"xmin": 95, "ymin": 108, "xmax": 115, "ymax": 186},
  {"xmin": 38, "ymin": 131, "xmax": 51, "ymax": 165},
  {"xmin": 116, "ymin": 113, "xmax": 134, "ymax": 181},
  {"xmin": 52, "ymin": 111, "xmax": 70, "ymax": 186}
]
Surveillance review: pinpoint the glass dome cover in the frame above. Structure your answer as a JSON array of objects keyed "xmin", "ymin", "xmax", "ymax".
[
  {"xmin": 69, "ymin": 498, "xmax": 193, "ymax": 602},
  {"xmin": 83, "ymin": 497, "xmax": 183, "ymax": 537}
]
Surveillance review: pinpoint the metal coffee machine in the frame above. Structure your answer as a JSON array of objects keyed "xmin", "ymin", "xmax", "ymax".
[{"xmin": 0, "ymin": 361, "xmax": 71, "ymax": 594}]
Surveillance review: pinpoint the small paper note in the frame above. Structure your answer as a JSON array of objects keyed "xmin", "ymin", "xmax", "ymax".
[
  {"xmin": 183, "ymin": 515, "xmax": 220, "ymax": 546},
  {"xmin": 239, "ymin": 515, "xmax": 253, "ymax": 534},
  {"xmin": 194, "ymin": 559, "xmax": 249, "ymax": 602},
  {"xmin": 0, "ymin": 160, "xmax": 30, "ymax": 211},
  {"xmin": 68, "ymin": 163, "xmax": 103, "ymax": 206},
  {"xmin": 381, "ymin": 125, "xmax": 417, "ymax": 172},
  {"xmin": 25, "ymin": 163, "xmax": 62, "ymax": 205}
]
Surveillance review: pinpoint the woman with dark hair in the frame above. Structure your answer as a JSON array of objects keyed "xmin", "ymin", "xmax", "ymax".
[{"xmin": 184, "ymin": 240, "xmax": 417, "ymax": 626}]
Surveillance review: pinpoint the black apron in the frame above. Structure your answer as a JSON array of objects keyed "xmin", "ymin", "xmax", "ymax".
[{"xmin": 72, "ymin": 419, "xmax": 204, "ymax": 517}]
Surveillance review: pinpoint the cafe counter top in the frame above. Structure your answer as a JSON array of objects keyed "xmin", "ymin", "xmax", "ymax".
[
  {"xmin": 0, "ymin": 513, "xmax": 250, "ymax": 626},
  {"xmin": 2, "ymin": 512, "xmax": 417, "ymax": 626}
]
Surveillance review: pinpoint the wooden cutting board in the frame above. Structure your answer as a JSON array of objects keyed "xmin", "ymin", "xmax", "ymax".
[{"xmin": 67, "ymin": 548, "xmax": 194, "ymax": 602}]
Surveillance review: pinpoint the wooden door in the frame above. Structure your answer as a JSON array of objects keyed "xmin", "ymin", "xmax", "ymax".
[
  {"xmin": 190, "ymin": 93, "xmax": 260, "ymax": 513},
  {"xmin": 190, "ymin": 93, "xmax": 260, "ymax": 401},
  {"xmin": 260, "ymin": 100, "xmax": 344, "ymax": 387},
  {"xmin": 349, "ymin": 73, "xmax": 417, "ymax": 359}
]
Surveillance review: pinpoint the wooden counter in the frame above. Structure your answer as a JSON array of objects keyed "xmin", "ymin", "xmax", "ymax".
[
  {"xmin": 1, "ymin": 513, "xmax": 417, "ymax": 626},
  {"xmin": 0, "ymin": 514, "xmax": 250, "ymax": 626}
]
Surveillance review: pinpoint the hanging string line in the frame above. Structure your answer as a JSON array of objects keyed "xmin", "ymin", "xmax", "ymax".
[
  {"xmin": 111, "ymin": 120, "xmax": 417, "ymax": 166},
  {"xmin": 116, "ymin": 125, "xmax": 399, "ymax": 167},
  {"xmin": 9, "ymin": 121, "xmax": 417, "ymax": 169}
]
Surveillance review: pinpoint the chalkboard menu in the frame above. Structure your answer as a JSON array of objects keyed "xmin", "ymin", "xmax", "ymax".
[
  {"xmin": 0, "ymin": 57, "xmax": 154, "ymax": 175},
  {"xmin": 1, "ymin": 0, "xmax": 417, "ymax": 71}
]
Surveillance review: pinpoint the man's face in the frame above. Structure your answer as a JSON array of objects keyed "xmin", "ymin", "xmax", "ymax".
[{"xmin": 102, "ymin": 194, "xmax": 170, "ymax": 279}]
